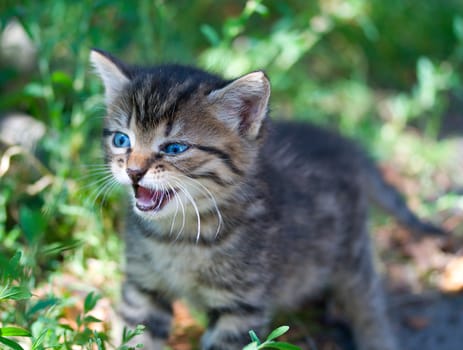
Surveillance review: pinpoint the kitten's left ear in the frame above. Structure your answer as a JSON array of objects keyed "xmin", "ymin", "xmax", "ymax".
[
  {"xmin": 208, "ymin": 71, "xmax": 270, "ymax": 140},
  {"xmin": 90, "ymin": 49, "xmax": 131, "ymax": 105}
]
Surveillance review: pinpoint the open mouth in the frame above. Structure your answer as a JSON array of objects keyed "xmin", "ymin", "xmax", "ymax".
[{"xmin": 133, "ymin": 185, "xmax": 175, "ymax": 212}]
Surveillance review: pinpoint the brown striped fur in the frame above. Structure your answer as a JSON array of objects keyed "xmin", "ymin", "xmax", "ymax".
[{"xmin": 90, "ymin": 49, "xmax": 441, "ymax": 350}]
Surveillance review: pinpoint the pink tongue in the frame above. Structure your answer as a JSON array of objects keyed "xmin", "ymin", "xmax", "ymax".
[{"xmin": 135, "ymin": 186, "xmax": 163, "ymax": 208}]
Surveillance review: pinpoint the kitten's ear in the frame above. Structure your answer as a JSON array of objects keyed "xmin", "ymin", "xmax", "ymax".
[
  {"xmin": 90, "ymin": 49, "xmax": 130, "ymax": 104},
  {"xmin": 208, "ymin": 71, "xmax": 270, "ymax": 139}
]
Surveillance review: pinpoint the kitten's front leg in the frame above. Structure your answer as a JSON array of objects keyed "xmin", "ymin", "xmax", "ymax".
[
  {"xmin": 334, "ymin": 239, "xmax": 398, "ymax": 350},
  {"xmin": 202, "ymin": 302, "xmax": 270, "ymax": 350},
  {"xmin": 119, "ymin": 281, "xmax": 173, "ymax": 350}
]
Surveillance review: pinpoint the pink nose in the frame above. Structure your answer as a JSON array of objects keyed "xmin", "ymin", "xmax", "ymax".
[{"xmin": 126, "ymin": 167, "xmax": 146, "ymax": 183}]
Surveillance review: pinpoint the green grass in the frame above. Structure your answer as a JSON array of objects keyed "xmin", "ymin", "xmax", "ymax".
[{"xmin": 0, "ymin": 0, "xmax": 462, "ymax": 349}]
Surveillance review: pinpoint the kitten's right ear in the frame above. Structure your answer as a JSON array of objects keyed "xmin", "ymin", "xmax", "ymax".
[
  {"xmin": 207, "ymin": 71, "xmax": 270, "ymax": 140},
  {"xmin": 90, "ymin": 49, "xmax": 130, "ymax": 104}
]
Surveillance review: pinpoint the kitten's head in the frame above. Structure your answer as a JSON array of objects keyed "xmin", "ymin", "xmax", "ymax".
[{"xmin": 90, "ymin": 49, "xmax": 270, "ymax": 225}]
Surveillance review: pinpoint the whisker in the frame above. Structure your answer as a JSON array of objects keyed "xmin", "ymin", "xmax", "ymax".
[
  {"xmin": 80, "ymin": 163, "xmax": 109, "ymax": 168},
  {"xmin": 171, "ymin": 179, "xmax": 201, "ymax": 243},
  {"xmin": 167, "ymin": 183, "xmax": 180, "ymax": 236},
  {"xmin": 99, "ymin": 180, "xmax": 119, "ymax": 217},
  {"xmin": 100, "ymin": 179, "xmax": 118, "ymax": 207},
  {"xmin": 172, "ymin": 174, "xmax": 223, "ymax": 238},
  {"xmin": 89, "ymin": 176, "xmax": 117, "ymax": 207},
  {"xmin": 184, "ymin": 176, "xmax": 223, "ymax": 237},
  {"xmin": 76, "ymin": 170, "xmax": 112, "ymax": 182},
  {"xmin": 155, "ymin": 183, "xmax": 166, "ymax": 211},
  {"xmin": 76, "ymin": 166, "xmax": 111, "ymax": 179},
  {"xmin": 173, "ymin": 184, "xmax": 187, "ymax": 241},
  {"xmin": 78, "ymin": 173, "xmax": 114, "ymax": 191}
]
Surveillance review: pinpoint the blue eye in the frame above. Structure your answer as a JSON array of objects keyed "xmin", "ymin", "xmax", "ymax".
[
  {"xmin": 113, "ymin": 132, "xmax": 131, "ymax": 148},
  {"xmin": 163, "ymin": 143, "xmax": 189, "ymax": 155}
]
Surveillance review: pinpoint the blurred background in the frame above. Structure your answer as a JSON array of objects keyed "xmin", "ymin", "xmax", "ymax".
[{"xmin": 0, "ymin": 0, "xmax": 463, "ymax": 349}]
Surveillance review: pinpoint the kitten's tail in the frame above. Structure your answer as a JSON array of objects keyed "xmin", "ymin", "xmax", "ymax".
[{"xmin": 363, "ymin": 162, "xmax": 446, "ymax": 235}]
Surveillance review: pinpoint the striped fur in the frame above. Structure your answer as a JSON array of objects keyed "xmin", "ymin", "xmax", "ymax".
[{"xmin": 91, "ymin": 49, "xmax": 441, "ymax": 350}]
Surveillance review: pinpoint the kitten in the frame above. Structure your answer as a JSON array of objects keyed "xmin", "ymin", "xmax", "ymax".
[{"xmin": 90, "ymin": 49, "xmax": 442, "ymax": 350}]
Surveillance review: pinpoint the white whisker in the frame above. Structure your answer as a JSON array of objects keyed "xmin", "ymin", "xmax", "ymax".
[
  {"xmin": 89, "ymin": 176, "xmax": 117, "ymax": 207},
  {"xmin": 77, "ymin": 170, "xmax": 112, "ymax": 183},
  {"xmin": 167, "ymin": 183, "xmax": 180, "ymax": 236},
  {"xmin": 171, "ymin": 179, "xmax": 201, "ymax": 243},
  {"xmin": 79, "ymin": 172, "xmax": 114, "ymax": 191},
  {"xmin": 171, "ymin": 174, "xmax": 223, "ymax": 238},
  {"xmin": 100, "ymin": 179, "xmax": 118, "ymax": 207},
  {"xmin": 95, "ymin": 178, "xmax": 118, "ymax": 217},
  {"xmin": 80, "ymin": 163, "xmax": 109, "ymax": 168},
  {"xmin": 172, "ymin": 183, "xmax": 187, "ymax": 241}
]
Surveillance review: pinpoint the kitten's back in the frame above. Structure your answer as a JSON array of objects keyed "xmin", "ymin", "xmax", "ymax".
[{"xmin": 266, "ymin": 121, "xmax": 444, "ymax": 234}]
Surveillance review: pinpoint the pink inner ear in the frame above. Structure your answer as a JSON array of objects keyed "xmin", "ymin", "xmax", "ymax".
[
  {"xmin": 239, "ymin": 98, "xmax": 257, "ymax": 134},
  {"xmin": 208, "ymin": 71, "xmax": 270, "ymax": 138}
]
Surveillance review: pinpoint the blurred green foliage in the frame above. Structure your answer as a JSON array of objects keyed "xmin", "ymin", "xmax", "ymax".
[{"xmin": 0, "ymin": 0, "xmax": 462, "ymax": 348}]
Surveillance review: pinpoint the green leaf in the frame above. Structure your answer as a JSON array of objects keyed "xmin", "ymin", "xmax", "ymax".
[
  {"xmin": 243, "ymin": 341, "xmax": 259, "ymax": 350},
  {"xmin": 1, "ymin": 252, "xmax": 22, "ymax": 280},
  {"xmin": 42, "ymin": 240, "xmax": 82, "ymax": 257},
  {"xmin": 121, "ymin": 325, "xmax": 145, "ymax": 343},
  {"xmin": 0, "ymin": 336, "xmax": 24, "ymax": 350},
  {"xmin": 223, "ymin": 17, "xmax": 244, "ymax": 39},
  {"xmin": 0, "ymin": 286, "xmax": 32, "ymax": 301},
  {"xmin": 265, "ymin": 326, "xmax": 289, "ymax": 342},
  {"xmin": 249, "ymin": 330, "xmax": 261, "ymax": 345},
  {"xmin": 92, "ymin": 330, "xmax": 108, "ymax": 350},
  {"xmin": 134, "ymin": 325, "xmax": 145, "ymax": 335},
  {"xmin": 19, "ymin": 206, "xmax": 46, "ymax": 244},
  {"xmin": 0, "ymin": 327, "xmax": 31, "ymax": 337},
  {"xmin": 31, "ymin": 329, "xmax": 48, "ymax": 350},
  {"xmin": 58, "ymin": 324, "xmax": 74, "ymax": 332},
  {"xmin": 27, "ymin": 297, "xmax": 59, "ymax": 317},
  {"xmin": 51, "ymin": 71, "xmax": 73, "ymax": 88},
  {"xmin": 244, "ymin": 0, "xmax": 268, "ymax": 16},
  {"xmin": 74, "ymin": 328, "xmax": 92, "ymax": 345},
  {"xmin": 83, "ymin": 315, "xmax": 102, "ymax": 323},
  {"xmin": 454, "ymin": 16, "xmax": 463, "ymax": 41},
  {"xmin": 23, "ymin": 83, "xmax": 46, "ymax": 98},
  {"xmin": 84, "ymin": 291, "xmax": 101, "ymax": 313},
  {"xmin": 260, "ymin": 341, "xmax": 301, "ymax": 350},
  {"xmin": 200, "ymin": 24, "xmax": 220, "ymax": 46}
]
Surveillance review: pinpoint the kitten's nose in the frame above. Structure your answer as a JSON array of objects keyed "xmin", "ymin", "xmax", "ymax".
[{"xmin": 126, "ymin": 167, "xmax": 147, "ymax": 184}]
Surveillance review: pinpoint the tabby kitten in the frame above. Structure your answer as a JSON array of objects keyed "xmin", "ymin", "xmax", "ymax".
[{"xmin": 90, "ymin": 49, "xmax": 441, "ymax": 350}]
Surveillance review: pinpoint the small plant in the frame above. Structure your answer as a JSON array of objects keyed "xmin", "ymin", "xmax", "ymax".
[
  {"xmin": 243, "ymin": 326, "xmax": 301, "ymax": 350},
  {"xmin": 0, "ymin": 252, "xmax": 32, "ymax": 350},
  {"xmin": 118, "ymin": 325, "xmax": 145, "ymax": 350},
  {"xmin": 0, "ymin": 326, "xmax": 31, "ymax": 350}
]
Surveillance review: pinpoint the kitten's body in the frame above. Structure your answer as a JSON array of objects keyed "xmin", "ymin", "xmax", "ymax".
[{"xmin": 90, "ymin": 50, "xmax": 440, "ymax": 350}]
